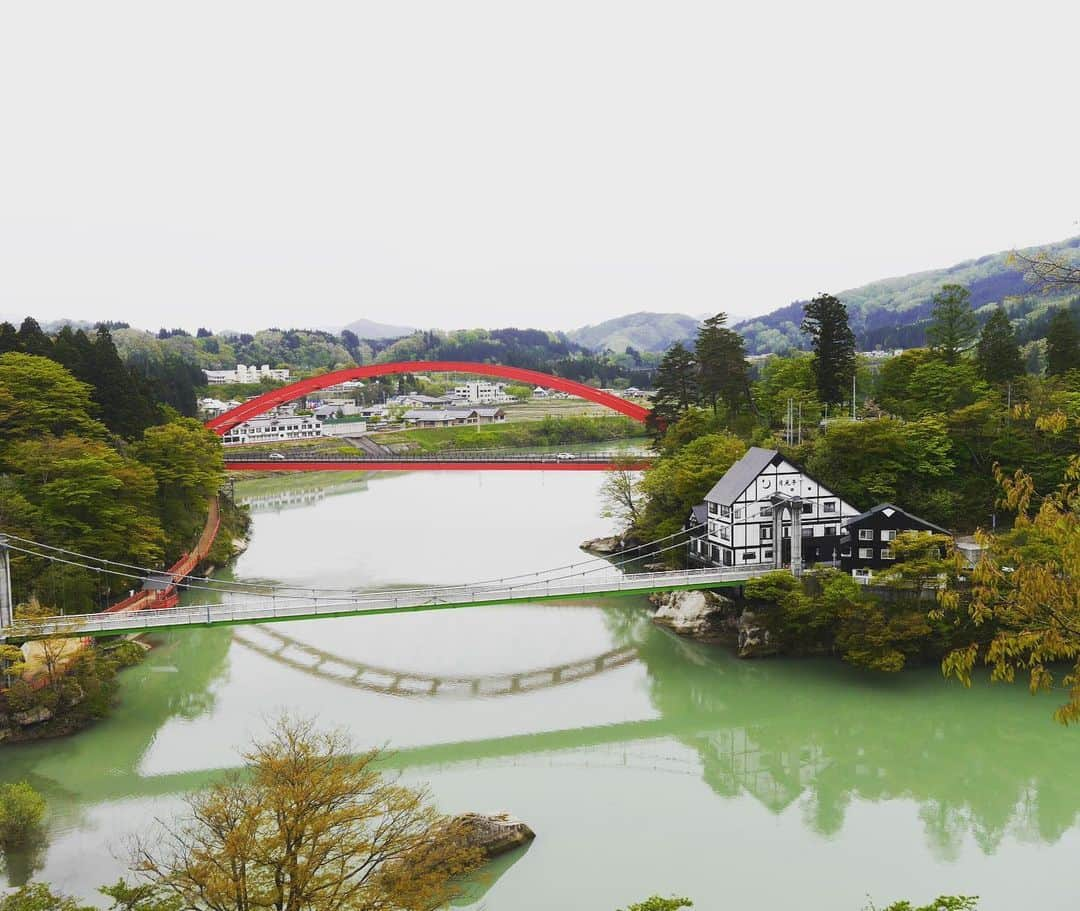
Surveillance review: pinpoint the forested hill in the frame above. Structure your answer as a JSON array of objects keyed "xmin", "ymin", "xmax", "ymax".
[
  {"xmin": 735, "ymin": 236, "xmax": 1080, "ymax": 354},
  {"xmin": 567, "ymin": 311, "xmax": 701, "ymax": 353}
]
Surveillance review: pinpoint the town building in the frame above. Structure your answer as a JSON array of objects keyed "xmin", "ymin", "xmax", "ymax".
[
  {"xmin": 388, "ymin": 393, "xmax": 454, "ymax": 408},
  {"xmin": 197, "ymin": 397, "xmax": 242, "ymax": 418},
  {"xmin": 402, "ymin": 408, "xmax": 506, "ymax": 428},
  {"xmin": 688, "ymin": 447, "xmax": 859, "ymax": 570},
  {"xmin": 451, "ymin": 381, "xmax": 514, "ymax": 404},
  {"xmin": 839, "ymin": 503, "xmax": 951, "ymax": 583},
  {"xmin": 203, "ymin": 364, "xmax": 291, "ymax": 385},
  {"xmin": 220, "ymin": 414, "xmax": 323, "ymax": 445}
]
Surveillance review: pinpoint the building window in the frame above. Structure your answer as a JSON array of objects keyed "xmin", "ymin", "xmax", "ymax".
[
  {"xmin": 719, "ymin": 505, "xmax": 731, "ymax": 518},
  {"xmin": 823, "ymin": 501, "xmax": 837, "ymax": 513},
  {"xmin": 858, "ymin": 529, "xmax": 873, "ymax": 541},
  {"xmin": 742, "ymin": 551, "xmax": 758, "ymax": 562},
  {"xmin": 858, "ymin": 547, "xmax": 873, "ymax": 559},
  {"xmin": 763, "ymin": 549, "xmax": 773, "ymax": 560},
  {"xmin": 881, "ymin": 529, "xmax": 897, "ymax": 542},
  {"xmin": 722, "ymin": 548, "xmax": 733, "ymax": 566},
  {"xmin": 760, "ymin": 506, "xmax": 772, "ymax": 518},
  {"xmin": 718, "ymin": 526, "xmax": 730, "ymax": 541},
  {"xmin": 782, "ymin": 527, "xmax": 791, "ymax": 538},
  {"xmin": 881, "ymin": 548, "xmax": 895, "ymax": 560},
  {"xmin": 708, "ymin": 502, "xmax": 718, "ymax": 515},
  {"xmin": 802, "ymin": 503, "xmax": 813, "ymax": 514},
  {"xmin": 801, "ymin": 526, "xmax": 813, "ymax": 537},
  {"xmin": 734, "ymin": 508, "xmax": 743, "ymax": 520},
  {"xmin": 824, "ymin": 525, "xmax": 836, "ymax": 536},
  {"xmin": 761, "ymin": 525, "xmax": 772, "ymax": 541}
]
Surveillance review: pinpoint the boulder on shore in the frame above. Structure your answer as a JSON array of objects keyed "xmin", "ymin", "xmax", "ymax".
[
  {"xmin": 580, "ymin": 534, "xmax": 625, "ymax": 555},
  {"xmin": 13, "ymin": 705, "xmax": 54, "ymax": 727},
  {"xmin": 649, "ymin": 590, "xmax": 732, "ymax": 640},
  {"xmin": 449, "ymin": 812, "xmax": 535, "ymax": 859}
]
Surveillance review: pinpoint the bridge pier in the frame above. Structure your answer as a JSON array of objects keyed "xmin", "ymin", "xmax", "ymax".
[{"xmin": 0, "ymin": 536, "xmax": 12, "ymax": 637}]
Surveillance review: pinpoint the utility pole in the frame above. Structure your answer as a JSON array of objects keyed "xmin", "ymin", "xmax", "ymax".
[
  {"xmin": 852, "ymin": 374, "xmax": 856, "ymax": 421},
  {"xmin": 0, "ymin": 535, "xmax": 13, "ymax": 634}
]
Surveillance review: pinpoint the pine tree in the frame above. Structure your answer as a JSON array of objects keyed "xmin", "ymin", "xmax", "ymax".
[
  {"xmin": 800, "ymin": 293, "xmax": 856, "ymax": 406},
  {"xmin": 649, "ymin": 342, "xmax": 698, "ymax": 431},
  {"xmin": 975, "ymin": 308, "xmax": 1024, "ymax": 384},
  {"xmin": 1045, "ymin": 307, "xmax": 1080, "ymax": 376},
  {"xmin": 695, "ymin": 313, "xmax": 750, "ymax": 416},
  {"xmin": 0, "ymin": 322, "xmax": 17, "ymax": 355},
  {"xmin": 925, "ymin": 284, "xmax": 977, "ymax": 365},
  {"xmin": 88, "ymin": 325, "xmax": 159, "ymax": 438},
  {"xmin": 17, "ymin": 317, "xmax": 52, "ymax": 357}
]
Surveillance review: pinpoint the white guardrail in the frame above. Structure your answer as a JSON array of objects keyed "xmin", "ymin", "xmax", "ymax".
[{"xmin": 2, "ymin": 567, "xmax": 768, "ymax": 639}]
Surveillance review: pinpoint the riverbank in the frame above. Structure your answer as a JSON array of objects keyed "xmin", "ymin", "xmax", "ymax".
[{"xmin": 0, "ymin": 495, "xmax": 249, "ymax": 745}]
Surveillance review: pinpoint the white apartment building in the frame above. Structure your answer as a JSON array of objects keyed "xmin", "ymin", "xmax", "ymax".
[
  {"xmin": 221, "ymin": 415, "xmax": 323, "ymax": 445},
  {"xmin": 452, "ymin": 381, "xmax": 513, "ymax": 404},
  {"xmin": 203, "ymin": 364, "xmax": 291, "ymax": 385},
  {"xmin": 691, "ymin": 447, "xmax": 859, "ymax": 569}
]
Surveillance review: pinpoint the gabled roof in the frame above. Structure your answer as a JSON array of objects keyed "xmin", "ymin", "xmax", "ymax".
[
  {"xmin": 842, "ymin": 503, "xmax": 951, "ymax": 536},
  {"xmin": 403, "ymin": 409, "xmax": 476, "ymax": 422},
  {"xmin": 689, "ymin": 504, "xmax": 708, "ymax": 527},
  {"xmin": 704, "ymin": 447, "xmax": 780, "ymax": 506}
]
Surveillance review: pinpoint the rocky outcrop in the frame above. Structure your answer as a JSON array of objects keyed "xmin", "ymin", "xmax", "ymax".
[
  {"xmin": 13, "ymin": 706, "xmax": 54, "ymax": 726},
  {"xmin": 449, "ymin": 813, "xmax": 536, "ymax": 859},
  {"xmin": 580, "ymin": 534, "xmax": 626, "ymax": 555},
  {"xmin": 649, "ymin": 590, "xmax": 733, "ymax": 641},
  {"xmin": 737, "ymin": 610, "xmax": 778, "ymax": 658}
]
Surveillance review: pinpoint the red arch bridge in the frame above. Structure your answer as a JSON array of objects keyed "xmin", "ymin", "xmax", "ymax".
[{"xmin": 206, "ymin": 361, "xmax": 655, "ymax": 472}]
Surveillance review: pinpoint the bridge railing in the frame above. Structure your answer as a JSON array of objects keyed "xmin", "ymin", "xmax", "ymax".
[
  {"xmin": 3, "ymin": 566, "xmax": 763, "ymax": 639},
  {"xmin": 223, "ymin": 450, "xmax": 651, "ymax": 463}
]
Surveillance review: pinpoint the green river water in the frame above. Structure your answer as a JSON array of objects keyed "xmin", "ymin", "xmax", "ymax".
[{"xmin": 2, "ymin": 468, "xmax": 1079, "ymax": 910}]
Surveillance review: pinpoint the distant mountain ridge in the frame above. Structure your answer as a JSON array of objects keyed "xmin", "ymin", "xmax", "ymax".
[
  {"xmin": 567, "ymin": 311, "xmax": 700, "ymax": 353},
  {"xmin": 734, "ymin": 236, "xmax": 1080, "ymax": 354},
  {"xmin": 342, "ymin": 318, "xmax": 415, "ymax": 339}
]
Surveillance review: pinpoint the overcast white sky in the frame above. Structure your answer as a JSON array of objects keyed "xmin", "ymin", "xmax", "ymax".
[{"xmin": 1, "ymin": 1, "xmax": 1077, "ymax": 334}]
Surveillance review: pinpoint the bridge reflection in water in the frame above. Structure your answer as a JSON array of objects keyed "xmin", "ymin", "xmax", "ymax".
[{"xmin": 4, "ymin": 606, "xmax": 1080, "ymax": 872}]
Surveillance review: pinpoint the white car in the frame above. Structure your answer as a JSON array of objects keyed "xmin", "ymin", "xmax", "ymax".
[
  {"xmin": 555, "ymin": 452, "xmax": 577, "ymax": 461},
  {"xmin": 269, "ymin": 452, "xmax": 286, "ymax": 460}
]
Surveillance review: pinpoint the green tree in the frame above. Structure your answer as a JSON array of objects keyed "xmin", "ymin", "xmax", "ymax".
[
  {"xmin": 926, "ymin": 284, "xmax": 978, "ymax": 365},
  {"xmin": 801, "ymin": 293, "xmax": 856, "ymax": 406},
  {"xmin": 134, "ymin": 418, "xmax": 225, "ymax": 556},
  {"xmin": 649, "ymin": 343, "xmax": 698, "ymax": 431},
  {"xmin": 618, "ymin": 897, "xmax": 693, "ymax": 911},
  {"xmin": 0, "ymin": 782, "xmax": 46, "ymax": 848},
  {"xmin": 752, "ymin": 353, "xmax": 821, "ymax": 428},
  {"xmin": 1045, "ymin": 307, "xmax": 1080, "ymax": 376},
  {"xmin": 0, "ymin": 884, "xmax": 93, "ymax": 911},
  {"xmin": 975, "ymin": 308, "xmax": 1023, "ymax": 384},
  {"xmin": 88, "ymin": 326, "xmax": 159, "ymax": 439},
  {"xmin": 16, "ymin": 318, "xmax": 53, "ymax": 358},
  {"xmin": 871, "ymin": 897, "xmax": 978, "ymax": 911},
  {"xmin": 0, "ymin": 353, "xmax": 106, "ymax": 447},
  {"xmin": 0, "ymin": 322, "xmax": 18, "ymax": 355},
  {"xmin": 694, "ymin": 313, "xmax": 749, "ymax": 416}
]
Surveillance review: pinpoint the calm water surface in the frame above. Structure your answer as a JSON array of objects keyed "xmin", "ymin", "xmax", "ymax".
[{"xmin": 2, "ymin": 468, "xmax": 1079, "ymax": 910}]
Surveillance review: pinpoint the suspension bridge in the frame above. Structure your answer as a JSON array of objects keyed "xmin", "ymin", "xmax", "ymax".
[{"xmin": 0, "ymin": 526, "xmax": 770, "ymax": 643}]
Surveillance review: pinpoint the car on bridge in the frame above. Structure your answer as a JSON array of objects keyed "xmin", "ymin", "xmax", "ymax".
[{"xmin": 555, "ymin": 452, "xmax": 577, "ymax": 461}]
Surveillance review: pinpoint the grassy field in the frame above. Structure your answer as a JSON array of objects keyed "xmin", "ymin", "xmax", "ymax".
[{"xmin": 374, "ymin": 414, "xmax": 645, "ymax": 452}]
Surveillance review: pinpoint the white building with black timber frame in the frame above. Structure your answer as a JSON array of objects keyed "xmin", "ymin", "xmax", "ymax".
[{"xmin": 689, "ymin": 447, "xmax": 859, "ymax": 572}]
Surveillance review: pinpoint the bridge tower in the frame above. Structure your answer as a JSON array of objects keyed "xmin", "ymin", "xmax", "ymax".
[{"xmin": 0, "ymin": 535, "xmax": 12, "ymax": 635}]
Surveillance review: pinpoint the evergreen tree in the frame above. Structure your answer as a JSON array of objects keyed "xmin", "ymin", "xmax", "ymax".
[
  {"xmin": 649, "ymin": 342, "xmax": 698, "ymax": 430},
  {"xmin": 800, "ymin": 293, "xmax": 856, "ymax": 406},
  {"xmin": 694, "ymin": 313, "xmax": 749, "ymax": 416},
  {"xmin": 51, "ymin": 326, "xmax": 95, "ymax": 380},
  {"xmin": 0, "ymin": 322, "xmax": 18, "ymax": 355},
  {"xmin": 1045, "ymin": 307, "xmax": 1080, "ymax": 376},
  {"xmin": 975, "ymin": 308, "xmax": 1024, "ymax": 384},
  {"xmin": 926, "ymin": 284, "xmax": 977, "ymax": 365},
  {"xmin": 88, "ymin": 325, "xmax": 158, "ymax": 438},
  {"xmin": 17, "ymin": 318, "xmax": 52, "ymax": 357}
]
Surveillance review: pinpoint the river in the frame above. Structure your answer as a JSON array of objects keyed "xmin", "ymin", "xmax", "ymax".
[{"xmin": 2, "ymin": 468, "xmax": 1079, "ymax": 910}]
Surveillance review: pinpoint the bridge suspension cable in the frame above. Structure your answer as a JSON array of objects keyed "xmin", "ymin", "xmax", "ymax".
[{"xmin": 1, "ymin": 524, "xmax": 703, "ymax": 607}]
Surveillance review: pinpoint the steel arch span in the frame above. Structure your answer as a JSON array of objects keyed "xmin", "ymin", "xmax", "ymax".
[{"xmin": 205, "ymin": 361, "xmax": 652, "ymax": 435}]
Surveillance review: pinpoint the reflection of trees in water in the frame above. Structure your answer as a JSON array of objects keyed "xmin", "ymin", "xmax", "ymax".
[{"xmin": 630, "ymin": 618, "xmax": 1080, "ymax": 858}]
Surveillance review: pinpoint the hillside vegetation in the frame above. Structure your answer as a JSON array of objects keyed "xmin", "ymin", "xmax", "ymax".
[
  {"xmin": 736, "ymin": 236, "xmax": 1080, "ymax": 354},
  {"xmin": 567, "ymin": 311, "xmax": 700, "ymax": 353}
]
